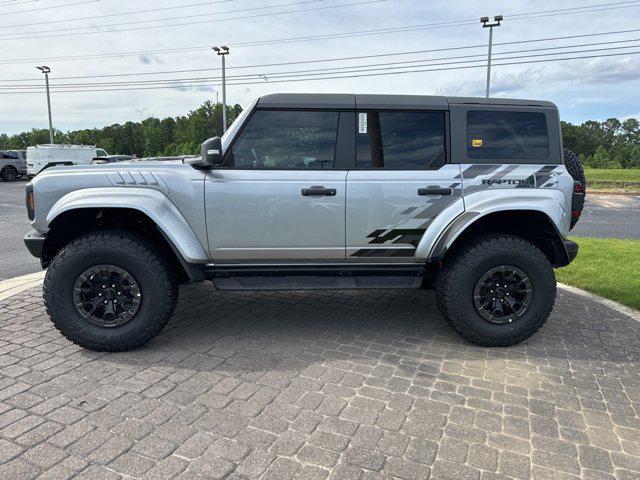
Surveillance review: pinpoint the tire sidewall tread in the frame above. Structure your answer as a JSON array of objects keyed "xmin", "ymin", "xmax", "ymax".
[
  {"xmin": 2, "ymin": 167, "xmax": 18, "ymax": 182},
  {"xmin": 563, "ymin": 148, "xmax": 586, "ymax": 230},
  {"xmin": 436, "ymin": 233, "xmax": 556, "ymax": 347},
  {"xmin": 43, "ymin": 230, "xmax": 178, "ymax": 351}
]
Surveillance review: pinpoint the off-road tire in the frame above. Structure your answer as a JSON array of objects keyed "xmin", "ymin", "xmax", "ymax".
[
  {"xmin": 436, "ymin": 234, "xmax": 556, "ymax": 347},
  {"xmin": 43, "ymin": 230, "xmax": 179, "ymax": 351},
  {"xmin": 563, "ymin": 148, "xmax": 585, "ymax": 229},
  {"xmin": 1, "ymin": 166, "xmax": 18, "ymax": 182}
]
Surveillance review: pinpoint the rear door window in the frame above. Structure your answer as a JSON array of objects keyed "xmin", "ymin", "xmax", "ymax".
[
  {"xmin": 467, "ymin": 110, "xmax": 549, "ymax": 161},
  {"xmin": 356, "ymin": 111, "xmax": 446, "ymax": 169}
]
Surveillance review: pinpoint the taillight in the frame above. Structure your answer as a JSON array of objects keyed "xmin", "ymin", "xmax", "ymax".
[
  {"xmin": 572, "ymin": 210, "xmax": 581, "ymax": 219},
  {"xmin": 26, "ymin": 183, "xmax": 34, "ymax": 220},
  {"xmin": 573, "ymin": 181, "xmax": 584, "ymax": 193}
]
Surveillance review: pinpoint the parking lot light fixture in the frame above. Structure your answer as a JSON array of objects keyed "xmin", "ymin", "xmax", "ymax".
[
  {"xmin": 480, "ymin": 15, "xmax": 503, "ymax": 98},
  {"xmin": 35, "ymin": 65, "xmax": 54, "ymax": 144},
  {"xmin": 212, "ymin": 46, "xmax": 230, "ymax": 132}
]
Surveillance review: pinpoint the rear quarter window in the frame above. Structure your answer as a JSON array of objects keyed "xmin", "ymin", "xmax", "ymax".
[{"xmin": 467, "ymin": 110, "xmax": 549, "ymax": 161}]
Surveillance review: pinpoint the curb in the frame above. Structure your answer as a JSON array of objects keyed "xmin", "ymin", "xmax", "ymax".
[
  {"xmin": 557, "ymin": 283, "xmax": 640, "ymax": 322},
  {"xmin": 0, "ymin": 271, "xmax": 45, "ymax": 302},
  {"xmin": 0, "ymin": 273, "xmax": 638, "ymax": 322}
]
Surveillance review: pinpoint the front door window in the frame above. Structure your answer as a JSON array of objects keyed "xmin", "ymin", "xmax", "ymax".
[{"xmin": 229, "ymin": 110, "xmax": 339, "ymax": 169}]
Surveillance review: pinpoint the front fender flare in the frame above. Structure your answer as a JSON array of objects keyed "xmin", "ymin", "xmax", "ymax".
[{"xmin": 46, "ymin": 187, "xmax": 209, "ymax": 264}]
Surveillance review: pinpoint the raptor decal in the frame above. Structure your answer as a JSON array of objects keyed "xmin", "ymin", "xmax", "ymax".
[{"xmin": 463, "ymin": 164, "xmax": 563, "ymax": 195}]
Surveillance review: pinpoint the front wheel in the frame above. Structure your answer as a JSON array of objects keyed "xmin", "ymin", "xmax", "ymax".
[
  {"xmin": 43, "ymin": 230, "xmax": 179, "ymax": 351},
  {"xmin": 1, "ymin": 167, "xmax": 18, "ymax": 182},
  {"xmin": 436, "ymin": 234, "xmax": 556, "ymax": 347}
]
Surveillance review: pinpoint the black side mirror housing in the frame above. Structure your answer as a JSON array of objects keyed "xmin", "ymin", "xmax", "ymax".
[{"xmin": 199, "ymin": 137, "xmax": 224, "ymax": 167}]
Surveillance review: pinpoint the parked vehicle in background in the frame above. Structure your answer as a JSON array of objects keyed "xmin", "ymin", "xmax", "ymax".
[
  {"xmin": 0, "ymin": 150, "xmax": 27, "ymax": 181},
  {"xmin": 130, "ymin": 155, "xmax": 199, "ymax": 163},
  {"xmin": 27, "ymin": 144, "xmax": 109, "ymax": 176},
  {"xmin": 91, "ymin": 155, "xmax": 136, "ymax": 165},
  {"xmin": 24, "ymin": 93, "xmax": 585, "ymax": 352}
]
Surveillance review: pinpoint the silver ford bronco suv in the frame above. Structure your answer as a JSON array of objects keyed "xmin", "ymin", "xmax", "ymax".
[{"xmin": 24, "ymin": 94, "xmax": 585, "ymax": 351}]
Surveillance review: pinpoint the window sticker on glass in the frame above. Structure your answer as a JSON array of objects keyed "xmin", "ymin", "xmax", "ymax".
[
  {"xmin": 358, "ymin": 112, "xmax": 368, "ymax": 134},
  {"xmin": 472, "ymin": 139, "xmax": 483, "ymax": 148}
]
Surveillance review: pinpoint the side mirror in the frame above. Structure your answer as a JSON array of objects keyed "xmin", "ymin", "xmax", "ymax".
[{"xmin": 200, "ymin": 137, "xmax": 224, "ymax": 167}]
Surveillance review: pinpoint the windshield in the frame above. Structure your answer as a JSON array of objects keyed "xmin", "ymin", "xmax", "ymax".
[{"xmin": 221, "ymin": 99, "xmax": 257, "ymax": 152}]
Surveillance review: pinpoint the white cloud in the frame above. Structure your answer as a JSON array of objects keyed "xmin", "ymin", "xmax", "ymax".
[
  {"xmin": 436, "ymin": 68, "xmax": 545, "ymax": 97},
  {"xmin": 138, "ymin": 54, "xmax": 164, "ymax": 65},
  {"xmin": 557, "ymin": 57, "xmax": 640, "ymax": 85}
]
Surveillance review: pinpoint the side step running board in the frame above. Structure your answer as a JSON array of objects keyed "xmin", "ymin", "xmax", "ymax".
[{"xmin": 205, "ymin": 265, "xmax": 425, "ymax": 291}]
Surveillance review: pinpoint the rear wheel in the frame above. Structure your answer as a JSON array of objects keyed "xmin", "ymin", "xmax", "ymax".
[
  {"xmin": 44, "ymin": 230, "xmax": 178, "ymax": 351},
  {"xmin": 436, "ymin": 234, "xmax": 556, "ymax": 347},
  {"xmin": 1, "ymin": 166, "xmax": 18, "ymax": 182}
]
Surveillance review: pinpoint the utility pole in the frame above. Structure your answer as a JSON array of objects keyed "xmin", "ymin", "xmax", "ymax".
[
  {"xmin": 212, "ymin": 46, "xmax": 230, "ymax": 132},
  {"xmin": 480, "ymin": 15, "xmax": 502, "ymax": 98},
  {"xmin": 36, "ymin": 66, "xmax": 54, "ymax": 143}
]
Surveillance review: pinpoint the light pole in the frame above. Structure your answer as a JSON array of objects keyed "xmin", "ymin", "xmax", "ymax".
[
  {"xmin": 36, "ymin": 65, "xmax": 54, "ymax": 143},
  {"xmin": 212, "ymin": 46, "xmax": 230, "ymax": 133},
  {"xmin": 480, "ymin": 15, "xmax": 502, "ymax": 98}
]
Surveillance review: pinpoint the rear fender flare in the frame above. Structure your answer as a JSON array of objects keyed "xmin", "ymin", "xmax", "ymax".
[{"xmin": 416, "ymin": 189, "xmax": 570, "ymax": 262}]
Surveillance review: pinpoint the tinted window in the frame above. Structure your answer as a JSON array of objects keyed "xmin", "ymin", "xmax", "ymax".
[
  {"xmin": 230, "ymin": 110, "xmax": 339, "ymax": 169},
  {"xmin": 467, "ymin": 110, "xmax": 549, "ymax": 160},
  {"xmin": 356, "ymin": 111, "xmax": 446, "ymax": 169}
]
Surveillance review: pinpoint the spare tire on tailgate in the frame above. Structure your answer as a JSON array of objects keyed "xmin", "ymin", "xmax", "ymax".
[{"xmin": 563, "ymin": 148, "xmax": 585, "ymax": 229}]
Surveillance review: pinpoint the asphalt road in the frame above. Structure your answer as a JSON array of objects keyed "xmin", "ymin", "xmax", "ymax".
[
  {"xmin": 572, "ymin": 193, "xmax": 640, "ymax": 240},
  {"xmin": 1, "ymin": 180, "xmax": 639, "ymax": 281},
  {"xmin": 0, "ymin": 179, "xmax": 40, "ymax": 280}
]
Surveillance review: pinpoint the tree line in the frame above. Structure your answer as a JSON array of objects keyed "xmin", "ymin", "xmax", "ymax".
[
  {"xmin": 0, "ymin": 101, "xmax": 243, "ymax": 158},
  {"xmin": 562, "ymin": 118, "xmax": 640, "ymax": 169},
  {"xmin": 1, "ymin": 101, "xmax": 639, "ymax": 168}
]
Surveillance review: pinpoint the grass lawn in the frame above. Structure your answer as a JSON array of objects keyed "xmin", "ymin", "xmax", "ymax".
[
  {"xmin": 556, "ymin": 237, "xmax": 640, "ymax": 311},
  {"xmin": 584, "ymin": 168, "xmax": 640, "ymax": 183},
  {"xmin": 584, "ymin": 168, "xmax": 640, "ymax": 193}
]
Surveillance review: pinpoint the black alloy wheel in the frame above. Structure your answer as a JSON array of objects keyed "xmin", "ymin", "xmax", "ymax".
[
  {"xmin": 73, "ymin": 265, "xmax": 142, "ymax": 327},
  {"xmin": 473, "ymin": 265, "xmax": 533, "ymax": 324}
]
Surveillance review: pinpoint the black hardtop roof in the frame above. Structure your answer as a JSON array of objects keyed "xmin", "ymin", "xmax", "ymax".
[{"xmin": 257, "ymin": 93, "xmax": 556, "ymax": 109}]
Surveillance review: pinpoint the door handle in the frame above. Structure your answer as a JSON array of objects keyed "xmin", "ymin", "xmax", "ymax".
[
  {"xmin": 418, "ymin": 186, "xmax": 453, "ymax": 196},
  {"xmin": 301, "ymin": 186, "xmax": 337, "ymax": 196}
]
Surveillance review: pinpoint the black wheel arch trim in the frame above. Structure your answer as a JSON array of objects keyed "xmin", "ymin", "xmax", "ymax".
[
  {"xmin": 156, "ymin": 229, "xmax": 206, "ymax": 282},
  {"xmin": 429, "ymin": 211, "xmax": 481, "ymax": 260}
]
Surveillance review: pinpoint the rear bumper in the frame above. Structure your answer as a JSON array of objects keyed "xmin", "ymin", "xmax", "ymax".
[
  {"xmin": 563, "ymin": 239, "xmax": 579, "ymax": 263},
  {"xmin": 24, "ymin": 230, "xmax": 46, "ymax": 258}
]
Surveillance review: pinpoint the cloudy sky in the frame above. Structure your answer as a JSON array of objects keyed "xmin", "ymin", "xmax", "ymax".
[{"xmin": 1, "ymin": 0, "xmax": 639, "ymax": 134}]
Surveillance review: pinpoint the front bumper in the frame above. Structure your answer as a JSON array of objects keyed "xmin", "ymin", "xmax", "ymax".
[
  {"xmin": 24, "ymin": 230, "xmax": 46, "ymax": 258},
  {"xmin": 563, "ymin": 238, "xmax": 579, "ymax": 263}
]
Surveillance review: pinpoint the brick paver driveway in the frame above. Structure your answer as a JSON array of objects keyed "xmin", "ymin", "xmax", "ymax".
[{"xmin": 0, "ymin": 284, "xmax": 639, "ymax": 480}]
